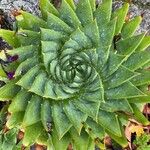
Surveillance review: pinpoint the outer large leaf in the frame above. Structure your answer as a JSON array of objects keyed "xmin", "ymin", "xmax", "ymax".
[
  {"xmin": 105, "ymin": 81, "xmax": 146, "ymax": 99},
  {"xmin": 0, "ymin": 80, "xmax": 20, "ymax": 101},
  {"xmin": 121, "ymin": 16, "xmax": 142, "ymax": 39},
  {"xmin": 52, "ymin": 103, "xmax": 72, "ymax": 139},
  {"xmin": 63, "ymin": 101, "xmax": 87, "ymax": 134},
  {"xmin": 112, "ymin": 3, "xmax": 129, "ymax": 35},
  {"xmin": 76, "ymin": 0, "xmax": 93, "ymax": 26},
  {"xmin": 39, "ymin": 0, "xmax": 59, "ymax": 20}
]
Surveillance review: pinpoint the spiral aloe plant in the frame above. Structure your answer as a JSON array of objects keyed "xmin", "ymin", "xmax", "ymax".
[{"xmin": 0, "ymin": 0, "xmax": 150, "ymax": 149}]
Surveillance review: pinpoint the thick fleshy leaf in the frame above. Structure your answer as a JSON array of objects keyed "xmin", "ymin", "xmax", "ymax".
[
  {"xmin": 123, "ymin": 50, "xmax": 150, "ymax": 71},
  {"xmin": 106, "ymin": 128, "xmax": 128, "ymax": 147},
  {"xmin": 7, "ymin": 45, "xmax": 37, "ymax": 62},
  {"xmin": 52, "ymin": 103, "xmax": 72, "ymax": 139},
  {"xmin": 66, "ymin": 0, "xmax": 76, "ymax": 10},
  {"xmin": 95, "ymin": 0, "xmax": 112, "ymax": 27},
  {"xmin": 15, "ymin": 57, "xmax": 38, "ymax": 77},
  {"xmin": 39, "ymin": 0, "xmax": 59, "ymax": 20},
  {"xmin": 136, "ymin": 36, "xmax": 150, "ymax": 51},
  {"xmin": 121, "ymin": 16, "xmax": 142, "ymax": 39},
  {"xmin": 116, "ymin": 33, "xmax": 145, "ymax": 55},
  {"xmin": 51, "ymin": 129, "xmax": 70, "ymax": 150},
  {"xmin": 0, "ymin": 30, "xmax": 20, "ymax": 47},
  {"xmin": 59, "ymin": 0, "xmax": 81, "ymax": 28},
  {"xmin": 97, "ymin": 19, "xmax": 117, "ymax": 67},
  {"xmin": 63, "ymin": 101, "xmax": 87, "ymax": 134},
  {"xmin": 83, "ymin": 20, "xmax": 99, "ymax": 47},
  {"xmin": 18, "ymin": 11, "xmax": 47, "ymax": 31},
  {"xmin": 6, "ymin": 112, "xmax": 24, "ymax": 128},
  {"xmin": 17, "ymin": 29, "xmax": 40, "ymax": 46},
  {"xmin": 105, "ymin": 81, "xmax": 146, "ymax": 99},
  {"xmin": 0, "ymin": 80, "xmax": 20, "ymax": 101},
  {"xmin": 16, "ymin": 65, "xmax": 40, "ymax": 89},
  {"xmin": 102, "ymin": 52, "xmax": 125, "ymax": 78},
  {"xmin": 70, "ymin": 28, "xmax": 92, "ymax": 49},
  {"xmin": 70, "ymin": 128, "xmax": 94, "ymax": 150},
  {"xmin": 23, "ymin": 122, "xmax": 44, "ymax": 146},
  {"xmin": 8, "ymin": 90, "xmax": 31, "ymax": 113},
  {"xmin": 76, "ymin": 0, "xmax": 93, "ymax": 26},
  {"xmin": 23, "ymin": 95, "xmax": 42, "ymax": 127},
  {"xmin": 85, "ymin": 117, "xmax": 105, "ymax": 140},
  {"xmin": 98, "ymin": 110, "xmax": 122, "ymax": 137},
  {"xmin": 41, "ymin": 100, "xmax": 52, "ymax": 132},
  {"xmin": 29, "ymin": 72, "xmax": 47, "ymax": 96},
  {"xmin": 47, "ymin": 12, "xmax": 73, "ymax": 33},
  {"xmin": 73, "ymin": 98, "xmax": 100, "ymax": 120},
  {"xmin": 131, "ymin": 104, "xmax": 149, "ymax": 125},
  {"xmin": 104, "ymin": 65, "xmax": 138, "ymax": 88},
  {"xmin": 112, "ymin": 3, "xmax": 129, "ymax": 35},
  {"xmin": 100, "ymin": 99, "xmax": 133, "ymax": 113},
  {"xmin": 41, "ymin": 28, "xmax": 67, "ymax": 42},
  {"xmin": 131, "ymin": 70, "xmax": 150, "ymax": 86}
]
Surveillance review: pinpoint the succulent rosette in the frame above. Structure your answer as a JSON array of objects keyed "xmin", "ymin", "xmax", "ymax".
[{"xmin": 0, "ymin": 0, "xmax": 150, "ymax": 149}]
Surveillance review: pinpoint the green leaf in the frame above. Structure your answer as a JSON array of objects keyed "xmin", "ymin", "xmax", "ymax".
[
  {"xmin": 0, "ymin": 80, "xmax": 20, "ymax": 101},
  {"xmin": 15, "ymin": 57, "xmax": 38, "ymax": 77},
  {"xmin": 136, "ymin": 36, "xmax": 150, "ymax": 51},
  {"xmin": 104, "ymin": 65, "xmax": 138, "ymax": 88},
  {"xmin": 97, "ymin": 18, "xmax": 117, "ymax": 66},
  {"xmin": 59, "ymin": 0, "xmax": 81, "ymax": 29},
  {"xmin": 23, "ymin": 95, "xmax": 42, "ymax": 127},
  {"xmin": 63, "ymin": 101, "xmax": 87, "ymax": 134},
  {"xmin": 7, "ymin": 45, "xmax": 37, "ymax": 62},
  {"xmin": 98, "ymin": 110, "xmax": 122, "ymax": 137},
  {"xmin": 23, "ymin": 122, "xmax": 44, "ymax": 146},
  {"xmin": 6, "ymin": 112, "xmax": 24, "ymax": 128},
  {"xmin": 112, "ymin": 3, "xmax": 129, "ymax": 35},
  {"xmin": 19, "ymin": 11, "xmax": 47, "ymax": 31},
  {"xmin": 102, "ymin": 52, "xmax": 125, "ymax": 78},
  {"xmin": 105, "ymin": 81, "xmax": 146, "ymax": 99},
  {"xmin": 131, "ymin": 104, "xmax": 149, "ymax": 125},
  {"xmin": 121, "ymin": 16, "xmax": 142, "ymax": 39},
  {"xmin": 41, "ymin": 100, "xmax": 52, "ymax": 132},
  {"xmin": 100, "ymin": 99, "xmax": 133, "ymax": 113},
  {"xmin": 0, "ymin": 29, "xmax": 20, "ymax": 47},
  {"xmin": 76, "ymin": 0, "xmax": 93, "ymax": 26},
  {"xmin": 39, "ymin": 0, "xmax": 59, "ymax": 20},
  {"xmin": 66, "ymin": 0, "xmax": 76, "ymax": 10},
  {"xmin": 51, "ymin": 129, "xmax": 70, "ymax": 150},
  {"xmin": 73, "ymin": 98, "xmax": 100, "ymax": 120},
  {"xmin": 47, "ymin": 12, "xmax": 73, "ymax": 34},
  {"xmin": 29, "ymin": 72, "xmax": 47, "ymax": 96},
  {"xmin": 70, "ymin": 28, "xmax": 92, "ymax": 49},
  {"xmin": 8, "ymin": 90, "xmax": 31, "ymax": 113},
  {"xmin": 70, "ymin": 128, "xmax": 94, "ymax": 150},
  {"xmin": 95, "ymin": 0, "xmax": 112, "ymax": 27},
  {"xmin": 123, "ymin": 51, "xmax": 150, "ymax": 71},
  {"xmin": 89, "ymin": 0, "xmax": 96, "ymax": 12},
  {"xmin": 85, "ymin": 117, "xmax": 105, "ymax": 140},
  {"xmin": 116, "ymin": 33, "xmax": 145, "ymax": 55},
  {"xmin": 0, "ymin": 64, "xmax": 7, "ymax": 78},
  {"xmin": 17, "ymin": 65, "xmax": 40, "ymax": 89},
  {"xmin": 131, "ymin": 70, "xmax": 150, "ymax": 86},
  {"xmin": 17, "ymin": 29, "xmax": 40, "ymax": 46},
  {"xmin": 83, "ymin": 20, "xmax": 99, "ymax": 47},
  {"xmin": 106, "ymin": 128, "xmax": 128, "ymax": 147},
  {"xmin": 52, "ymin": 103, "xmax": 72, "ymax": 139},
  {"xmin": 2, "ymin": 128, "xmax": 18, "ymax": 150},
  {"xmin": 41, "ymin": 28, "xmax": 67, "ymax": 42}
]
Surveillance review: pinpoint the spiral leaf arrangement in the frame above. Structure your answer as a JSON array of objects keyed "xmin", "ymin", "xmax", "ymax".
[{"xmin": 0, "ymin": 0, "xmax": 150, "ymax": 149}]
